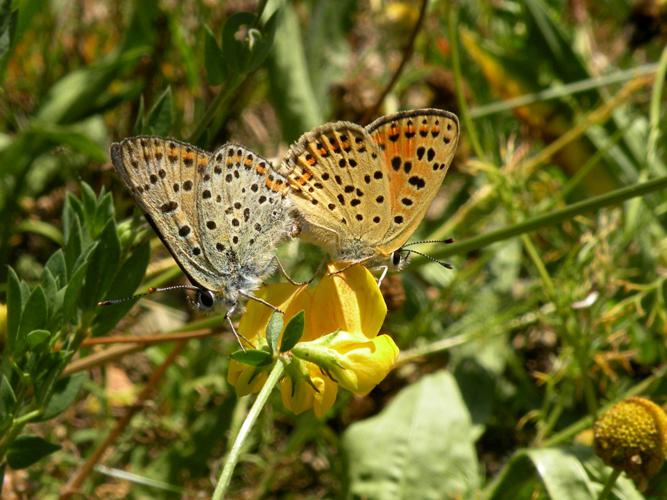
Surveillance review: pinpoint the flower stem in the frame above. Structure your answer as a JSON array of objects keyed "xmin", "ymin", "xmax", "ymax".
[
  {"xmin": 212, "ymin": 360, "xmax": 285, "ymax": 500},
  {"xmin": 598, "ymin": 468, "xmax": 621, "ymax": 500}
]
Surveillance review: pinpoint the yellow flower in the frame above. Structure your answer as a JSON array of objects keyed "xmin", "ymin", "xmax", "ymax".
[
  {"xmin": 593, "ymin": 396, "xmax": 667, "ymax": 489},
  {"xmin": 227, "ymin": 264, "xmax": 399, "ymax": 416}
]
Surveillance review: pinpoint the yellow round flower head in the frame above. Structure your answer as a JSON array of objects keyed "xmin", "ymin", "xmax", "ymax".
[{"xmin": 593, "ymin": 396, "xmax": 667, "ymax": 489}]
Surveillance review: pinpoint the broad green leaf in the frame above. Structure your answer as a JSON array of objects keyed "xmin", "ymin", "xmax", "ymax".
[
  {"xmin": 39, "ymin": 372, "xmax": 87, "ymax": 421},
  {"xmin": 6, "ymin": 267, "xmax": 25, "ymax": 349},
  {"xmin": 265, "ymin": 311, "xmax": 284, "ymax": 353},
  {"xmin": 280, "ymin": 310, "xmax": 305, "ymax": 352},
  {"xmin": 26, "ymin": 329, "xmax": 50, "ymax": 348},
  {"xmin": 267, "ymin": 4, "xmax": 323, "ymax": 142},
  {"xmin": 204, "ymin": 25, "xmax": 226, "ymax": 85},
  {"xmin": 63, "ymin": 212, "xmax": 83, "ymax": 277},
  {"xmin": 6, "ymin": 435, "xmax": 61, "ymax": 469},
  {"xmin": 343, "ymin": 371, "xmax": 479, "ymax": 499},
  {"xmin": 231, "ymin": 349, "xmax": 273, "ymax": 367},
  {"xmin": 143, "ymin": 86, "xmax": 173, "ymax": 136},
  {"xmin": 487, "ymin": 447, "xmax": 601, "ymax": 500},
  {"xmin": 27, "ymin": 122, "xmax": 107, "ymax": 163},
  {"xmin": 62, "ymin": 250, "xmax": 93, "ymax": 324},
  {"xmin": 92, "ymin": 240, "xmax": 150, "ymax": 337}
]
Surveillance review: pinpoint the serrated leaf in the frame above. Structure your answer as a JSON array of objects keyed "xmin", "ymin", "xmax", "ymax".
[
  {"xmin": 280, "ymin": 310, "xmax": 304, "ymax": 352},
  {"xmin": 6, "ymin": 435, "xmax": 61, "ymax": 469},
  {"xmin": 231, "ymin": 349, "xmax": 273, "ymax": 367},
  {"xmin": 204, "ymin": 25, "xmax": 226, "ymax": 85},
  {"xmin": 265, "ymin": 311, "xmax": 284, "ymax": 353},
  {"xmin": 39, "ymin": 372, "xmax": 87, "ymax": 421},
  {"xmin": 92, "ymin": 240, "xmax": 150, "ymax": 337},
  {"xmin": 143, "ymin": 86, "xmax": 174, "ymax": 136},
  {"xmin": 343, "ymin": 371, "xmax": 479, "ymax": 498},
  {"xmin": 26, "ymin": 329, "xmax": 50, "ymax": 349}
]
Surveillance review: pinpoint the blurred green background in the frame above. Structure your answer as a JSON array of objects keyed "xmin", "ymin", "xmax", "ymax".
[{"xmin": 1, "ymin": 0, "xmax": 667, "ymax": 497}]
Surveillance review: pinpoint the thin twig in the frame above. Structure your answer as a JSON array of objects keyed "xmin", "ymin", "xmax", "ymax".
[
  {"xmin": 81, "ymin": 328, "xmax": 214, "ymax": 346},
  {"xmin": 363, "ymin": 0, "xmax": 429, "ymax": 122},
  {"xmin": 59, "ymin": 341, "xmax": 187, "ymax": 499}
]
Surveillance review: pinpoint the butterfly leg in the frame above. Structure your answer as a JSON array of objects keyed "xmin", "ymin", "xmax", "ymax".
[
  {"xmin": 376, "ymin": 266, "xmax": 389, "ymax": 287},
  {"xmin": 274, "ymin": 256, "xmax": 309, "ymax": 286},
  {"xmin": 225, "ymin": 309, "xmax": 254, "ymax": 351},
  {"xmin": 239, "ymin": 290, "xmax": 284, "ymax": 314}
]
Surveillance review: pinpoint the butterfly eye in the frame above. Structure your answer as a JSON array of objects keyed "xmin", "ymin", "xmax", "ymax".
[
  {"xmin": 391, "ymin": 251, "xmax": 403, "ymax": 268},
  {"xmin": 197, "ymin": 289, "xmax": 216, "ymax": 309}
]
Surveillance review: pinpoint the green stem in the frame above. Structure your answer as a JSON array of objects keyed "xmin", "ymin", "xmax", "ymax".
[
  {"xmin": 447, "ymin": 5, "xmax": 484, "ymax": 159},
  {"xmin": 419, "ymin": 175, "xmax": 667, "ymax": 261},
  {"xmin": 212, "ymin": 360, "xmax": 285, "ymax": 500},
  {"xmin": 598, "ymin": 469, "xmax": 621, "ymax": 500},
  {"xmin": 188, "ymin": 75, "xmax": 243, "ymax": 146},
  {"xmin": 647, "ymin": 46, "xmax": 667, "ymax": 167}
]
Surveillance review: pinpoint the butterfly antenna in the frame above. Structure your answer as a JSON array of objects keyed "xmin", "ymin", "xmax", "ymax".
[
  {"xmin": 97, "ymin": 285, "xmax": 200, "ymax": 307},
  {"xmin": 402, "ymin": 238, "xmax": 454, "ymax": 247},
  {"xmin": 403, "ymin": 249, "xmax": 453, "ymax": 270}
]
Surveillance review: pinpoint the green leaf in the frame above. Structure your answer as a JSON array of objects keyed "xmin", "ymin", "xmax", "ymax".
[
  {"xmin": 6, "ymin": 267, "xmax": 25, "ymax": 349},
  {"xmin": 487, "ymin": 448, "xmax": 597, "ymax": 500},
  {"xmin": 204, "ymin": 25, "xmax": 226, "ymax": 85},
  {"xmin": 0, "ymin": 0, "xmax": 15, "ymax": 80},
  {"xmin": 342, "ymin": 371, "xmax": 479, "ymax": 498},
  {"xmin": 26, "ymin": 329, "xmax": 50, "ymax": 349},
  {"xmin": 27, "ymin": 122, "xmax": 107, "ymax": 163},
  {"xmin": 267, "ymin": 4, "xmax": 323, "ymax": 142},
  {"xmin": 63, "ymin": 212, "xmax": 84, "ymax": 277},
  {"xmin": 80, "ymin": 220, "xmax": 121, "ymax": 309},
  {"xmin": 6, "ymin": 435, "xmax": 61, "ymax": 469},
  {"xmin": 231, "ymin": 349, "xmax": 273, "ymax": 367},
  {"xmin": 62, "ymin": 248, "xmax": 93, "ymax": 324},
  {"xmin": 44, "ymin": 249, "xmax": 67, "ymax": 287},
  {"xmin": 265, "ymin": 311, "xmax": 284, "ymax": 353},
  {"xmin": 222, "ymin": 11, "xmax": 277, "ymax": 76},
  {"xmin": 39, "ymin": 372, "xmax": 87, "ymax": 421},
  {"xmin": 143, "ymin": 86, "xmax": 174, "ymax": 136},
  {"xmin": 280, "ymin": 310, "xmax": 304, "ymax": 352},
  {"xmin": 92, "ymin": 240, "xmax": 150, "ymax": 337},
  {"xmin": 0, "ymin": 375, "xmax": 17, "ymax": 422},
  {"xmin": 17, "ymin": 286, "xmax": 47, "ymax": 352}
]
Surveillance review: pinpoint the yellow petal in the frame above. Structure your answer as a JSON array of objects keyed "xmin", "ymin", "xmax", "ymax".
[
  {"xmin": 238, "ymin": 283, "xmax": 307, "ymax": 341},
  {"xmin": 279, "ymin": 374, "xmax": 313, "ymax": 415},
  {"xmin": 227, "ymin": 360, "xmax": 269, "ymax": 397},
  {"xmin": 308, "ymin": 264, "xmax": 387, "ymax": 339},
  {"xmin": 310, "ymin": 372, "xmax": 338, "ymax": 418}
]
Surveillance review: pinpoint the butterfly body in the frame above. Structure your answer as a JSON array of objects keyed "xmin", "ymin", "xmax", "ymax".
[
  {"xmin": 279, "ymin": 108, "xmax": 460, "ymax": 265},
  {"xmin": 111, "ymin": 136, "xmax": 293, "ymax": 313}
]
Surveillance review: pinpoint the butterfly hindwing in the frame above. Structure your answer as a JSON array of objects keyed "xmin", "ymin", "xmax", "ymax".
[
  {"xmin": 280, "ymin": 122, "xmax": 392, "ymax": 260},
  {"xmin": 198, "ymin": 144, "xmax": 292, "ymax": 281},
  {"xmin": 366, "ymin": 109, "xmax": 460, "ymax": 254}
]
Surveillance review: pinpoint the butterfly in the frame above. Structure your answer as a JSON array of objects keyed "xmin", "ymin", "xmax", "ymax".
[
  {"xmin": 110, "ymin": 137, "xmax": 293, "ymax": 338},
  {"xmin": 278, "ymin": 108, "xmax": 459, "ymax": 268}
]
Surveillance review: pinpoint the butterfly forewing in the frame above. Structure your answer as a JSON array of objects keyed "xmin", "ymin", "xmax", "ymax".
[
  {"xmin": 366, "ymin": 109, "xmax": 460, "ymax": 254},
  {"xmin": 111, "ymin": 137, "xmax": 223, "ymax": 289},
  {"xmin": 280, "ymin": 122, "xmax": 392, "ymax": 260}
]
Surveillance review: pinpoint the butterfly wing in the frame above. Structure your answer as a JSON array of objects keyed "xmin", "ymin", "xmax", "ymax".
[
  {"xmin": 197, "ymin": 144, "xmax": 292, "ymax": 287},
  {"xmin": 279, "ymin": 122, "xmax": 393, "ymax": 261},
  {"xmin": 366, "ymin": 108, "xmax": 459, "ymax": 254},
  {"xmin": 111, "ymin": 136, "xmax": 225, "ymax": 290}
]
